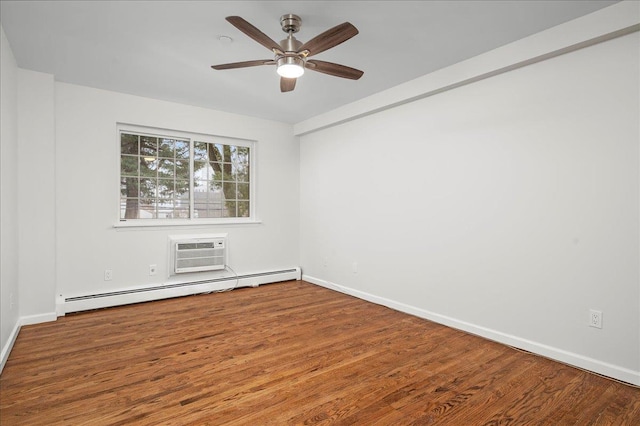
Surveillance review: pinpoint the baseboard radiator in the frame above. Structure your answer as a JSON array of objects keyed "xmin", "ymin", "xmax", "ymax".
[{"xmin": 57, "ymin": 267, "xmax": 301, "ymax": 315}]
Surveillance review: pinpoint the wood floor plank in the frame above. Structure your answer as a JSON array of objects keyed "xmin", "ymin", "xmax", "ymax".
[{"xmin": 1, "ymin": 280, "xmax": 639, "ymax": 425}]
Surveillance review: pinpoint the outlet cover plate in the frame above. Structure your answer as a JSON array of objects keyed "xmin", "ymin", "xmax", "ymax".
[{"xmin": 589, "ymin": 309, "xmax": 602, "ymax": 329}]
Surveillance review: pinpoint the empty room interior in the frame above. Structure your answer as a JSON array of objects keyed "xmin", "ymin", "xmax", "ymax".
[{"xmin": 1, "ymin": 0, "xmax": 639, "ymax": 424}]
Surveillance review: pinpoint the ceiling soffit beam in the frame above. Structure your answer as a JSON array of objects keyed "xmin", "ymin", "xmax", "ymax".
[{"xmin": 294, "ymin": 1, "xmax": 639, "ymax": 136}]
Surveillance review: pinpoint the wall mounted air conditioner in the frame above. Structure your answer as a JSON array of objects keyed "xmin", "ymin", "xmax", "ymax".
[{"xmin": 168, "ymin": 234, "xmax": 227, "ymax": 275}]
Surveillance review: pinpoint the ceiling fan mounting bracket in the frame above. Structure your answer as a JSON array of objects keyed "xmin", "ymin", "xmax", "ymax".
[{"xmin": 280, "ymin": 14, "xmax": 301, "ymax": 34}]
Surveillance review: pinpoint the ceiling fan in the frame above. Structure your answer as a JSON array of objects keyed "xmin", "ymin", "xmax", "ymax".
[{"xmin": 211, "ymin": 14, "xmax": 364, "ymax": 93}]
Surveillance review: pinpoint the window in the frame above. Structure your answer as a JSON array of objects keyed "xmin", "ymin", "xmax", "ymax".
[{"xmin": 119, "ymin": 126, "xmax": 253, "ymax": 222}]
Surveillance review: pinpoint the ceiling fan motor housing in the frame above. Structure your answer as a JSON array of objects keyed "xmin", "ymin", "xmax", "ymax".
[{"xmin": 277, "ymin": 55, "xmax": 305, "ymax": 70}]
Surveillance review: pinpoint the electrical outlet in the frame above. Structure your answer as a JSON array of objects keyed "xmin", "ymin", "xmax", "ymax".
[
  {"xmin": 149, "ymin": 264, "xmax": 157, "ymax": 276},
  {"xmin": 104, "ymin": 269, "xmax": 113, "ymax": 281},
  {"xmin": 589, "ymin": 309, "xmax": 602, "ymax": 329},
  {"xmin": 352, "ymin": 262, "xmax": 358, "ymax": 274}
]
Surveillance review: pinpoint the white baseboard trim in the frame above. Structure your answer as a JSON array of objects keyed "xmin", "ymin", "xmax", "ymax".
[
  {"xmin": 21, "ymin": 312, "xmax": 57, "ymax": 326},
  {"xmin": 303, "ymin": 274, "xmax": 640, "ymax": 387},
  {"xmin": 0, "ymin": 320, "xmax": 21, "ymax": 375},
  {"xmin": 59, "ymin": 267, "xmax": 301, "ymax": 314}
]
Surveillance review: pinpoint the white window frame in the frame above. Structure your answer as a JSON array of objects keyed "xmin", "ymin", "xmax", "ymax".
[{"xmin": 115, "ymin": 123, "xmax": 258, "ymax": 228}]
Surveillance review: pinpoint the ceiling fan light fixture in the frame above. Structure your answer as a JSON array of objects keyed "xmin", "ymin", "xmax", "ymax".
[{"xmin": 276, "ymin": 56, "xmax": 305, "ymax": 78}]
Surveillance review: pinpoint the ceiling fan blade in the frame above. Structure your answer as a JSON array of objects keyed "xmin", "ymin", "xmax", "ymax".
[
  {"xmin": 306, "ymin": 60, "xmax": 364, "ymax": 80},
  {"xmin": 211, "ymin": 60, "xmax": 275, "ymax": 70},
  {"xmin": 280, "ymin": 77, "xmax": 297, "ymax": 92},
  {"xmin": 226, "ymin": 16, "xmax": 281, "ymax": 52},
  {"xmin": 298, "ymin": 22, "xmax": 359, "ymax": 57}
]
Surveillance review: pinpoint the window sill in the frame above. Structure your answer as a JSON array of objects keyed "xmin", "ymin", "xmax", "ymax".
[{"xmin": 114, "ymin": 218, "xmax": 262, "ymax": 230}]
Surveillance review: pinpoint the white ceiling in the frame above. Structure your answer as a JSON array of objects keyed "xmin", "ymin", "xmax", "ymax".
[{"xmin": 0, "ymin": 1, "xmax": 619, "ymax": 124}]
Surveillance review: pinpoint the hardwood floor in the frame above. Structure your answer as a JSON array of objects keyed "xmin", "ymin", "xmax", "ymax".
[{"xmin": 1, "ymin": 280, "xmax": 639, "ymax": 425}]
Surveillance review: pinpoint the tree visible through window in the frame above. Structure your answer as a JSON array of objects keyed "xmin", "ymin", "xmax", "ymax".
[
  {"xmin": 120, "ymin": 130, "xmax": 251, "ymax": 220},
  {"xmin": 193, "ymin": 141, "xmax": 250, "ymax": 218}
]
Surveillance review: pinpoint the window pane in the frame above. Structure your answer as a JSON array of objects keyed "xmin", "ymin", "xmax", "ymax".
[
  {"xmin": 175, "ymin": 186, "xmax": 189, "ymax": 209},
  {"xmin": 120, "ymin": 177, "xmax": 139, "ymax": 197},
  {"xmin": 157, "ymin": 179, "xmax": 173, "ymax": 198},
  {"xmin": 175, "ymin": 179, "xmax": 190, "ymax": 198},
  {"xmin": 237, "ymin": 183, "xmax": 249, "ymax": 200},
  {"xmin": 231, "ymin": 145, "xmax": 249, "ymax": 165},
  {"xmin": 238, "ymin": 201, "xmax": 250, "ymax": 217},
  {"xmin": 242, "ymin": 163, "xmax": 250, "ymax": 182},
  {"xmin": 193, "ymin": 161, "xmax": 208, "ymax": 180},
  {"xmin": 158, "ymin": 138, "xmax": 175, "ymax": 158},
  {"xmin": 121, "ymin": 133, "xmax": 138, "ymax": 155},
  {"xmin": 140, "ymin": 136, "xmax": 158, "ymax": 156},
  {"xmin": 158, "ymin": 159, "xmax": 175, "ymax": 177},
  {"xmin": 210, "ymin": 191, "xmax": 224, "ymax": 206},
  {"xmin": 196, "ymin": 187, "xmax": 224, "ymax": 218},
  {"xmin": 194, "ymin": 180, "xmax": 208, "ymax": 192},
  {"xmin": 221, "ymin": 164, "xmax": 234, "ymax": 181},
  {"xmin": 140, "ymin": 178, "xmax": 156, "ymax": 198},
  {"xmin": 175, "ymin": 141, "xmax": 189, "ymax": 159},
  {"xmin": 138, "ymin": 201, "xmax": 157, "ymax": 219},
  {"xmin": 121, "ymin": 155, "xmax": 138, "ymax": 176},
  {"xmin": 211, "ymin": 166, "xmax": 223, "ymax": 182},
  {"xmin": 206, "ymin": 162, "xmax": 216, "ymax": 180},
  {"xmin": 223, "ymin": 182, "xmax": 236, "ymax": 199},
  {"xmin": 235, "ymin": 146, "xmax": 249, "ymax": 158},
  {"xmin": 209, "ymin": 144, "xmax": 224, "ymax": 162},
  {"xmin": 233, "ymin": 146, "xmax": 250, "ymax": 182},
  {"xmin": 232, "ymin": 162, "xmax": 249, "ymax": 182},
  {"xmin": 224, "ymin": 201, "xmax": 237, "ymax": 217},
  {"xmin": 140, "ymin": 158, "xmax": 157, "ymax": 177},
  {"xmin": 175, "ymin": 160, "xmax": 189, "ymax": 179},
  {"xmin": 194, "ymin": 142, "xmax": 208, "ymax": 160},
  {"xmin": 157, "ymin": 198, "xmax": 175, "ymax": 219},
  {"xmin": 121, "ymin": 197, "xmax": 139, "ymax": 219}
]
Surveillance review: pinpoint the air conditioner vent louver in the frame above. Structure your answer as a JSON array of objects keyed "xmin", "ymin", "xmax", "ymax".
[
  {"xmin": 178, "ymin": 242, "xmax": 215, "ymax": 250},
  {"xmin": 171, "ymin": 237, "xmax": 226, "ymax": 274}
]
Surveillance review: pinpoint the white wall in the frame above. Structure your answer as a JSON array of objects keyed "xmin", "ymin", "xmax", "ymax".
[
  {"xmin": 17, "ymin": 69, "xmax": 57, "ymax": 322},
  {"xmin": 0, "ymin": 26, "xmax": 20, "ymax": 370},
  {"xmin": 54, "ymin": 83, "xmax": 299, "ymax": 301},
  {"xmin": 3, "ymin": 2, "xmax": 636, "ymax": 387},
  {"xmin": 300, "ymin": 31, "xmax": 640, "ymax": 385}
]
